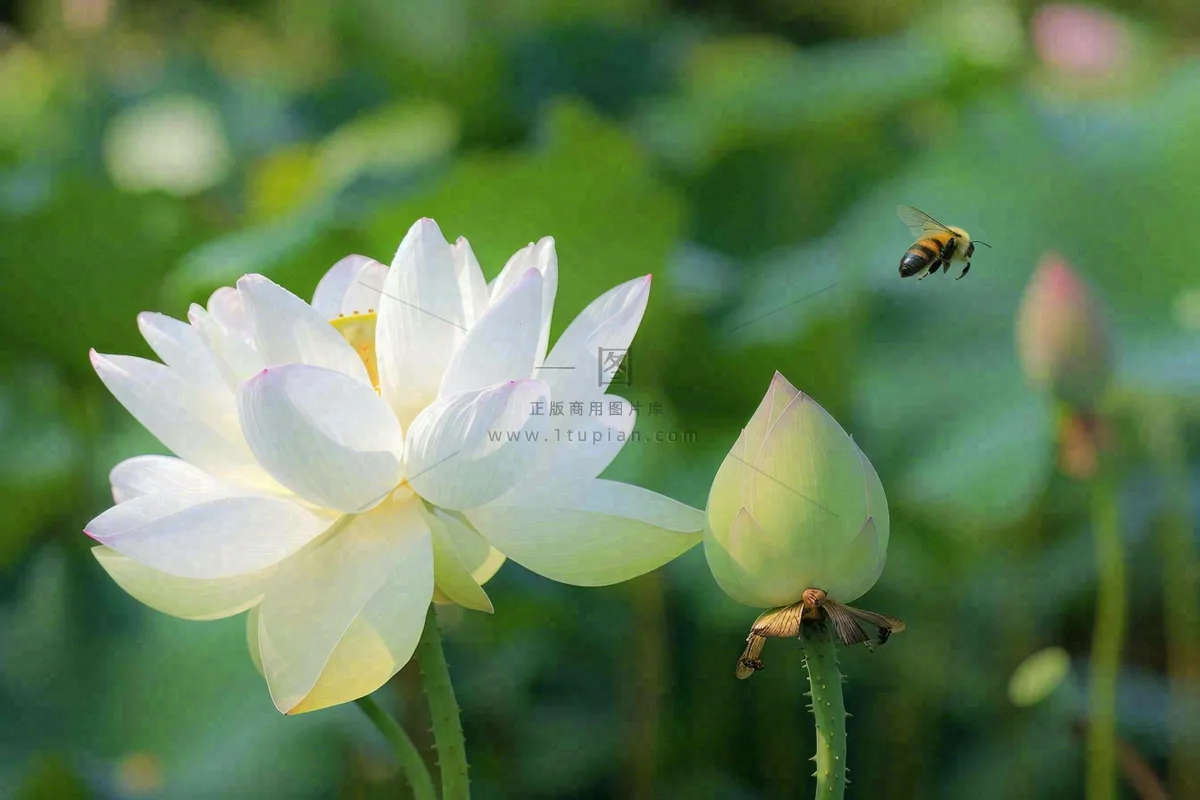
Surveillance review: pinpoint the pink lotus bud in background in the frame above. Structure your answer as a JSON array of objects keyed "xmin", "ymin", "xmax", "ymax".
[
  {"xmin": 1033, "ymin": 4, "xmax": 1131, "ymax": 82},
  {"xmin": 1016, "ymin": 253, "xmax": 1114, "ymax": 410}
]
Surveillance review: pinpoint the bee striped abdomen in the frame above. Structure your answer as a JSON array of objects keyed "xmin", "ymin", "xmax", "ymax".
[
  {"xmin": 899, "ymin": 233, "xmax": 952, "ymax": 278},
  {"xmin": 899, "ymin": 241, "xmax": 938, "ymax": 277}
]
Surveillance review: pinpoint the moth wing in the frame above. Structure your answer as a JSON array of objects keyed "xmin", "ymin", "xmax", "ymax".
[
  {"xmin": 750, "ymin": 604, "xmax": 804, "ymax": 638},
  {"xmin": 823, "ymin": 601, "xmax": 871, "ymax": 647},
  {"xmin": 897, "ymin": 205, "xmax": 955, "ymax": 239},
  {"xmin": 736, "ymin": 633, "xmax": 767, "ymax": 680},
  {"xmin": 846, "ymin": 606, "xmax": 906, "ymax": 635}
]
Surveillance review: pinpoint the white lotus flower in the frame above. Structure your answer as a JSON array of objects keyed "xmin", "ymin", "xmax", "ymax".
[{"xmin": 86, "ymin": 219, "xmax": 704, "ymax": 714}]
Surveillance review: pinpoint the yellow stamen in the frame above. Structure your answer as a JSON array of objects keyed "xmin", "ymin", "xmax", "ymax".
[{"xmin": 330, "ymin": 311, "xmax": 379, "ymax": 390}]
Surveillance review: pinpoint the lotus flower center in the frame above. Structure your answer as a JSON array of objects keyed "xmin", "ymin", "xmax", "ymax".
[{"xmin": 330, "ymin": 312, "xmax": 379, "ymax": 390}]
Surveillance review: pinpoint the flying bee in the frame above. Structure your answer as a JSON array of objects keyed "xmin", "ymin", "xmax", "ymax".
[{"xmin": 896, "ymin": 205, "xmax": 990, "ymax": 281}]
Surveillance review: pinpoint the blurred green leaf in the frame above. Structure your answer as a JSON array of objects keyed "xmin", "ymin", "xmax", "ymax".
[
  {"xmin": 0, "ymin": 42, "xmax": 58, "ymax": 155},
  {"xmin": 170, "ymin": 101, "xmax": 460, "ymax": 305},
  {"xmin": 82, "ymin": 612, "xmax": 344, "ymax": 798},
  {"xmin": 940, "ymin": 712, "xmax": 1082, "ymax": 800},
  {"xmin": 0, "ymin": 182, "xmax": 209, "ymax": 371},
  {"xmin": 367, "ymin": 99, "xmax": 685, "ymax": 351},
  {"xmin": 168, "ymin": 202, "xmax": 340, "ymax": 304},
  {"xmin": 508, "ymin": 23, "xmax": 669, "ymax": 120},
  {"xmin": 0, "ymin": 546, "xmax": 74, "ymax": 699},
  {"xmin": 246, "ymin": 144, "xmax": 322, "ymax": 222},
  {"xmin": 315, "ymin": 101, "xmax": 460, "ymax": 193},
  {"xmin": 896, "ymin": 381, "xmax": 1054, "ymax": 530},
  {"xmin": 0, "ymin": 361, "xmax": 80, "ymax": 567},
  {"xmin": 14, "ymin": 753, "xmax": 89, "ymax": 800},
  {"xmin": 635, "ymin": 29, "xmax": 955, "ymax": 169}
]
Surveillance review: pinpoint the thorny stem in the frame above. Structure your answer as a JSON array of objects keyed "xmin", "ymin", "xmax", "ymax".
[
  {"xmin": 417, "ymin": 604, "xmax": 470, "ymax": 800},
  {"xmin": 1086, "ymin": 463, "xmax": 1125, "ymax": 800},
  {"xmin": 354, "ymin": 695, "xmax": 437, "ymax": 800},
  {"xmin": 802, "ymin": 623, "xmax": 847, "ymax": 800}
]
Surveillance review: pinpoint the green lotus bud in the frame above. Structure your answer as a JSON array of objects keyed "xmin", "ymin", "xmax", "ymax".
[
  {"xmin": 704, "ymin": 372, "xmax": 889, "ymax": 608},
  {"xmin": 1016, "ymin": 253, "xmax": 1113, "ymax": 409}
]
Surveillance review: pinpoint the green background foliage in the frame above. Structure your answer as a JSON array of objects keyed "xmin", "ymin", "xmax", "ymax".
[{"xmin": 1, "ymin": 0, "xmax": 1197, "ymax": 797}]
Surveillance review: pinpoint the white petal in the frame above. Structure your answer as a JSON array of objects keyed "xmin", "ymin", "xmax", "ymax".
[
  {"xmin": 257, "ymin": 497, "xmax": 433, "ymax": 714},
  {"xmin": 488, "ymin": 238, "xmax": 557, "ymax": 363},
  {"xmin": 312, "ymin": 255, "xmax": 372, "ymax": 318},
  {"xmin": 488, "ymin": 241, "xmax": 531, "ymax": 299},
  {"xmin": 339, "ymin": 260, "xmax": 389, "ymax": 317},
  {"xmin": 207, "ymin": 286, "xmax": 254, "ymax": 340},
  {"xmin": 110, "ymin": 455, "xmax": 228, "ymax": 503},
  {"xmin": 832, "ymin": 516, "xmax": 887, "ymax": 603},
  {"xmin": 85, "ymin": 491, "xmax": 333, "ymax": 579},
  {"xmin": 467, "ymin": 478, "xmax": 702, "ymax": 586},
  {"xmin": 247, "ymin": 606, "xmax": 264, "ymax": 676},
  {"xmin": 489, "ymin": 238, "xmax": 550, "ymax": 301},
  {"xmin": 434, "ymin": 507, "xmax": 506, "ymax": 586},
  {"xmin": 237, "ymin": 364, "xmax": 405, "ymax": 513},
  {"xmin": 137, "ymin": 312, "xmax": 229, "ymax": 398},
  {"xmin": 525, "ymin": 396, "xmax": 635, "ymax": 484},
  {"xmin": 439, "ymin": 268, "xmax": 542, "ymax": 397},
  {"xmin": 516, "ymin": 477, "xmax": 703, "ymax": 529},
  {"xmin": 376, "ymin": 219, "xmax": 469, "ymax": 425},
  {"xmin": 539, "ymin": 276, "xmax": 650, "ymax": 398},
  {"xmin": 406, "ymin": 380, "xmax": 548, "ymax": 510},
  {"xmin": 452, "ymin": 237, "xmax": 489, "ymax": 327},
  {"xmin": 189, "ymin": 303, "xmax": 264, "ymax": 387},
  {"xmin": 237, "ymin": 274, "xmax": 370, "ymax": 384},
  {"xmin": 93, "ymin": 545, "xmax": 270, "ymax": 620},
  {"xmin": 702, "ymin": 508, "xmax": 777, "ymax": 607},
  {"xmin": 312, "ymin": 254, "xmax": 390, "ymax": 320},
  {"xmin": 534, "ymin": 241, "xmax": 558, "ymax": 365},
  {"xmin": 425, "ymin": 507, "xmax": 493, "ymax": 613},
  {"xmin": 91, "ymin": 350, "xmax": 256, "ymax": 479},
  {"xmin": 739, "ymin": 371, "xmax": 803, "ymax": 499}
]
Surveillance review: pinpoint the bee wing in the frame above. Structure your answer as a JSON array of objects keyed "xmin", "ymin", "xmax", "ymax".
[
  {"xmin": 822, "ymin": 601, "xmax": 871, "ymax": 647},
  {"xmin": 896, "ymin": 205, "xmax": 955, "ymax": 239}
]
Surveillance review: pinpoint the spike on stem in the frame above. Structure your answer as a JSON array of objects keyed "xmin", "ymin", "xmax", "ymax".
[
  {"xmin": 802, "ymin": 624, "xmax": 847, "ymax": 798},
  {"xmin": 354, "ymin": 696, "xmax": 437, "ymax": 800},
  {"xmin": 416, "ymin": 605, "xmax": 471, "ymax": 800}
]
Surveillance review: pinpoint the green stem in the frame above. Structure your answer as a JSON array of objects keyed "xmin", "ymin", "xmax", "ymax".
[
  {"xmin": 802, "ymin": 624, "xmax": 847, "ymax": 800},
  {"xmin": 417, "ymin": 605, "xmax": 470, "ymax": 800},
  {"xmin": 1140, "ymin": 402, "xmax": 1200, "ymax": 799},
  {"xmin": 354, "ymin": 695, "xmax": 437, "ymax": 800},
  {"xmin": 624, "ymin": 573, "xmax": 666, "ymax": 800},
  {"xmin": 1086, "ymin": 464, "xmax": 1126, "ymax": 800}
]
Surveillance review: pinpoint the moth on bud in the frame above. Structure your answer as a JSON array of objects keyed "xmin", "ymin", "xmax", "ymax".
[
  {"xmin": 1016, "ymin": 253, "xmax": 1114, "ymax": 410},
  {"xmin": 703, "ymin": 372, "xmax": 902, "ymax": 677}
]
